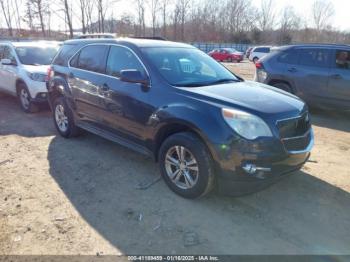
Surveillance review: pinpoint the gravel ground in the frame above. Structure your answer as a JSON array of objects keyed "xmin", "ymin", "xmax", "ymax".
[{"xmin": 0, "ymin": 61, "xmax": 349, "ymax": 255}]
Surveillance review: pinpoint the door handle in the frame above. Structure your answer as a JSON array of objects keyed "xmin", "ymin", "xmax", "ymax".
[
  {"xmin": 100, "ymin": 83, "xmax": 110, "ymax": 92},
  {"xmin": 331, "ymin": 74, "xmax": 342, "ymax": 80},
  {"xmin": 288, "ymin": 68, "xmax": 297, "ymax": 73}
]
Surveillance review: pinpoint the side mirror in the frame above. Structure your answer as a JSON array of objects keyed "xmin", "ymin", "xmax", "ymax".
[
  {"xmin": 120, "ymin": 70, "xmax": 149, "ymax": 86},
  {"xmin": 1, "ymin": 58, "xmax": 15, "ymax": 66}
]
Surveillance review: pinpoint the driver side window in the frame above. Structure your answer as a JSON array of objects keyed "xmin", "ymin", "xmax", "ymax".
[
  {"xmin": 2, "ymin": 46, "xmax": 17, "ymax": 64},
  {"xmin": 106, "ymin": 46, "xmax": 145, "ymax": 78}
]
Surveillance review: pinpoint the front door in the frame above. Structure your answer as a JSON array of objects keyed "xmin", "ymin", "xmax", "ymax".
[
  {"xmin": 326, "ymin": 49, "xmax": 350, "ymax": 110},
  {"xmin": 100, "ymin": 45, "xmax": 152, "ymax": 144},
  {"xmin": 0, "ymin": 46, "xmax": 18, "ymax": 94}
]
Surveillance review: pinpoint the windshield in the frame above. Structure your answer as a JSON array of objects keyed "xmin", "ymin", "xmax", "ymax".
[
  {"xmin": 225, "ymin": 48, "xmax": 238, "ymax": 53},
  {"xmin": 142, "ymin": 47, "xmax": 239, "ymax": 87},
  {"xmin": 15, "ymin": 46, "xmax": 59, "ymax": 65}
]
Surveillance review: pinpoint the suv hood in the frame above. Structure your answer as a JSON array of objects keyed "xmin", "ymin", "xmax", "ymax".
[
  {"xmin": 22, "ymin": 64, "xmax": 49, "ymax": 74},
  {"xmin": 182, "ymin": 81, "xmax": 306, "ymax": 119}
]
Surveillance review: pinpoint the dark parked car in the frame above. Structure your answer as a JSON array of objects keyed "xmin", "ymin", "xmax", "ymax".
[
  {"xmin": 255, "ymin": 44, "xmax": 350, "ymax": 111},
  {"xmin": 208, "ymin": 48, "xmax": 244, "ymax": 62},
  {"xmin": 47, "ymin": 38, "xmax": 313, "ymax": 198}
]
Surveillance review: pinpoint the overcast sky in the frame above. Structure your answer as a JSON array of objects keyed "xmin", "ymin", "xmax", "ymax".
[
  {"xmin": 1, "ymin": 0, "xmax": 349, "ymax": 32},
  {"xmin": 252, "ymin": 0, "xmax": 349, "ymax": 31}
]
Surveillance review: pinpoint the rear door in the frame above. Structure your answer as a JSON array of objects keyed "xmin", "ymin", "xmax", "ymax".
[
  {"xmin": 68, "ymin": 44, "xmax": 109, "ymax": 124},
  {"xmin": 326, "ymin": 49, "xmax": 350, "ymax": 109},
  {"xmin": 289, "ymin": 48, "xmax": 331, "ymax": 105}
]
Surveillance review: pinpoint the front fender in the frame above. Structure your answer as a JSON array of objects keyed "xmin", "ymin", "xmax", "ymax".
[{"xmin": 152, "ymin": 104, "xmax": 236, "ymax": 163}]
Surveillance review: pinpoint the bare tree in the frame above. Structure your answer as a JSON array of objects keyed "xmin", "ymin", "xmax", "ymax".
[
  {"xmin": 61, "ymin": 0, "xmax": 74, "ymax": 38},
  {"xmin": 0, "ymin": 0, "xmax": 14, "ymax": 36},
  {"xmin": 258, "ymin": 0, "xmax": 275, "ymax": 31},
  {"xmin": 160, "ymin": 0, "xmax": 170, "ymax": 38},
  {"xmin": 176, "ymin": 0, "xmax": 190, "ymax": 41},
  {"xmin": 135, "ymin": 0, "xmax": 146, "ymax": 36},
  {"xmin": 79, "ymin": 0, "xmax": 87, "ymax": 34},
  {"xmin": 312, "ymin": 0, "xmax": 335, "ymax": 31},
  {"xmin": 148, "ymin": 0, "xmax": 160, "ymax": 36},
  {"xmin": 29, "ymin": 0, "xmax": 48, "ymax": 36}
]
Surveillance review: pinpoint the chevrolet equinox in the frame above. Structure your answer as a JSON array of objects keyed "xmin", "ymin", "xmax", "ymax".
[{"xmin": 47, "ymin": 38, "xmax": 314, "ymax": 198}]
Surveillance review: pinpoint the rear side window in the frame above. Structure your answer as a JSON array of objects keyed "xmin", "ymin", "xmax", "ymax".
[
  {"xmin": 106, "ymin": 46, "xmax": 145, "ymax": 78},
  {"xmin": 75, "ymin": 45, "xmax": 108, "ymax": 73},
  {"xmin": 298, "ymin": 48, "xmax": 330, "ymax": 68},
  {"xmin": 277, "ymin": 50, "xmax": 298, "ymax": 64},
  {"xmin": 335, "ymin": 50, "xmax": 350, "ymax": 70},
  {"xmin": 255, "ymin": 47, "xmax": 270, "ymax": 53},
  {"xmin": 53, "ymin": 44, "xmax": 79, "ymax": 66}
]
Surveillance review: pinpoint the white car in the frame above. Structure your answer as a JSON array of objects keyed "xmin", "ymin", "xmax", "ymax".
[
  {"xmin": 249, "ymin": 46, "xmax": 271, "ymax": 63},
  {"xmin": 0, "ymin": 41, "xmax": 60, "ymax": 113}
]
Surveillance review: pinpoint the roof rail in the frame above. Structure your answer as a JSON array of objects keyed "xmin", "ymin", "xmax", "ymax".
[
  {"xmin": 130, "ymin": 36, "xmax": 167, "ymax": 41},
  {"xmin": 75, "ymin": 33, "xmax": 116, "ymax": 39}
]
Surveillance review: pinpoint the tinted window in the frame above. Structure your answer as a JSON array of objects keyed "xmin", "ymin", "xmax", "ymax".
[
  {"xmin": 335, "ymin": 50, "xmax": 350, "ymax": 70},
  {"xmin": 255, "ymin": 47, "xmax": 270, "ymax": 53},
  {"xmin": 1, "ymin": 46, "xmax": 17, "ymax": 64},
  {"xmin": 277, "ymin": 50, "xmax": 298, "ymax": 64},
  {"xmin": 106, "ymin": 46, "xmax": 145, "ymax": 78},
  {"xmin": 76, "ymin": 45, "xmax": 108, "ymax": 73},
  {"xmin": 53, "ymin": 44, "xmax": 79, "ymax": 66},
  {"xmin": 16, "ymin": 46, "xmax": 59, "ymax": 65},
  {"xmin": 299, "ymin": 48, "xmax": 330, "ymax": 68}
]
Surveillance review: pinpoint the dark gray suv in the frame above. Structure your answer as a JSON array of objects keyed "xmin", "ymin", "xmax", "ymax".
[{"xmin": 254, "ymin": 44, "xmax": 350, "ymax": 111}]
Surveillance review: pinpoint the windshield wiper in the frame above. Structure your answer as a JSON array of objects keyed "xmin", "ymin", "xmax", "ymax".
[{"xmin": 206, "ymin": 79, "xmax": 240, "ymax": 85}]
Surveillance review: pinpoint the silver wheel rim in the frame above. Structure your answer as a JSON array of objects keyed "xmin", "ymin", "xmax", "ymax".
[
  {"xmin": 55, "ymin": 104, "xmax": 68, "ymax": 132},
  {"xmin": 20, "ymin": 88, "xmax": 30, "ymax": 109},
  {"xmin": 165, "ymin": 146, "xmax": 199, "ymax": 190}
]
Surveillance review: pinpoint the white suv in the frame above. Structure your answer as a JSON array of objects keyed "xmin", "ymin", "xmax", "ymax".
[
  {"xmin": 249, "ymin": 46, "xmax": 271, "ymax": 63},
  {"xmin": 0, "ymin": 41, "xmax": 60, "ymax": 113}
]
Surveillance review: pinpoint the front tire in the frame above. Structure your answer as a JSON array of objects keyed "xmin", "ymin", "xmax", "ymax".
[
  {"xmin": 17, "ymin": 84, "xmax": 39, "ymax": 113},
  {"xmin": 53, "ymin": 96, "xmax": 80, "ymax": 138},
  {"xmin": 158, "ymin": 132, "xmax": 215, "ymax": 199}
]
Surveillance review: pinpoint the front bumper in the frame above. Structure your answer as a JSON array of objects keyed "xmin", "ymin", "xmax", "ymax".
[{"xmin": 213, "ymin": 130, "xmax": 314, "ymax": 196}]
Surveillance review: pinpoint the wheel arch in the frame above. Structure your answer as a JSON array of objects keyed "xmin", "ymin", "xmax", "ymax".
[{"xmin": 268, "ymin": 79, "xmax": 296, "ymax": 94}]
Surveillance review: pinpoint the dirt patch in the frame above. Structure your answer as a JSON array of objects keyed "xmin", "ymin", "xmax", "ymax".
[{"xmin": 0, "ymin": 62, "xmax": 349, "ymax": 255}]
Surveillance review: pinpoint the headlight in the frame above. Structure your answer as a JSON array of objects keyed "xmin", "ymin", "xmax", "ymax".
[
  {"xmin": 222, "ymin": 108, "xmax": 273, "ymax": 140},
  {"xmin": 28, "ymin": 72, "xmax": 47, "ymax": 82}
]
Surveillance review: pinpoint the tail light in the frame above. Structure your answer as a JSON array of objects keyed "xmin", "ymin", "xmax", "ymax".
[
  {"xmin": 255, "ymin": 61, "xmax": 264, "ymax": 69},
  {"xmin": 45, "ymin": 66, "xmax": 54, "ymax": 82}
]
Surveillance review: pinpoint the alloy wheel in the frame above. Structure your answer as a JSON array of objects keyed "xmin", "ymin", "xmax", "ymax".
[
  {"xmin": 55, "ymin": 104, "xmax": 69, "ymax": 133},
  {"xmin": 165, "ymin": 146, "xmax": 199, "ymax": 190}
]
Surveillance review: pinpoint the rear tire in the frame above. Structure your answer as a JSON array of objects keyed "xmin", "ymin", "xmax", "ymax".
[
  {"xmin": 52, "ymin": 96, "xmax": 81, "ymax": 138},
  {"xmin": 17, "ymin": 84, "xmax": 39, "ymax": 113},
  {"xmin": 158, "ymin": 132, "xmax": 215, "ymax": 199},
  {"xmin": 272, "ymin": 82, "xmax": 292, "ymax": 93}
]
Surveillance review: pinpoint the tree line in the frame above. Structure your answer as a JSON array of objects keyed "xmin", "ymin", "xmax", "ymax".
[{"xmin": 1, "ymin": 0, "xmax": 349, "ymax": 44}]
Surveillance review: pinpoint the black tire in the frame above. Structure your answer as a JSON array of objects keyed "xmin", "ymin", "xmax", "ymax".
[
  {"xmin": 272, "ymin": 82, "xmax": 292, "ymax": 93},
  {"xmin": 52, "ymin": 96, "xmax": 80, "ymax": 138},
  {"xmin": 17, "ymin": 83, "xmax": 39, "ymax": 113},
  {"xmin": 253, "ymin": 57, "xmax": 259, "ymax": 64},
  {"xmin": 228, "ymin": 57, "xmax": 233, "ymax": 63},
  {"xmin": 158, "ymin": 132, "xmax": 215, "ymax": 199}
]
